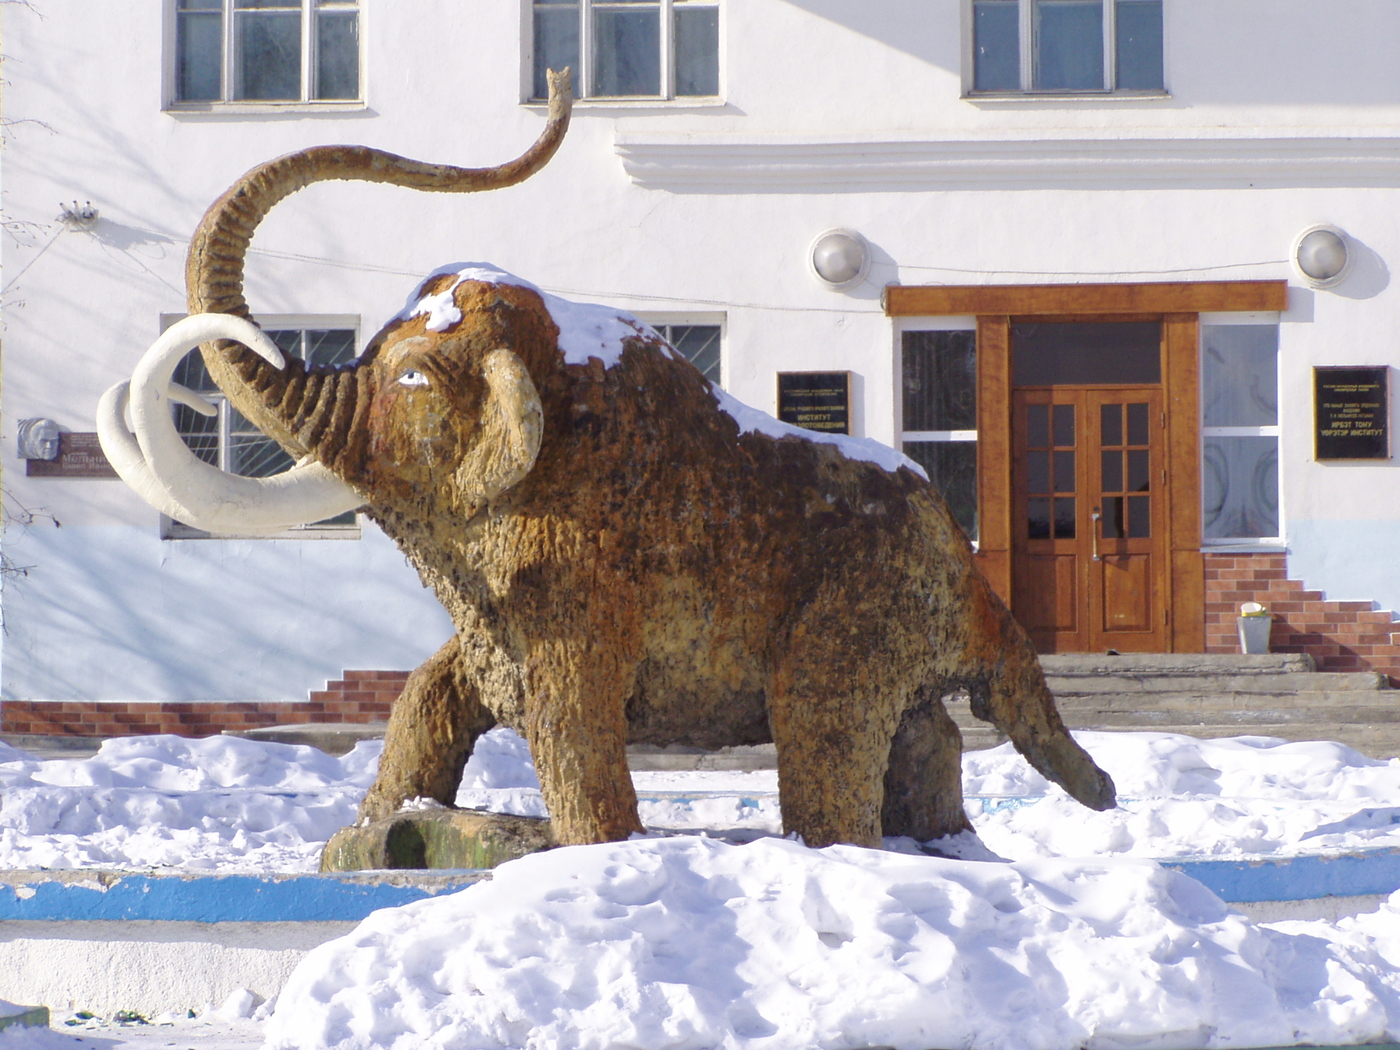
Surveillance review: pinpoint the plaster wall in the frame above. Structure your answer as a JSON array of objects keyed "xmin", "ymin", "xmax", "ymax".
[{"xmin": 4, "ymin": 1, "xmax": 1400, "ymax": 701}]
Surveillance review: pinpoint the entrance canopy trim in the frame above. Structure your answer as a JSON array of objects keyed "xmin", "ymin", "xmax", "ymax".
[{"xmin": 884, "ymin": 281, "xmax": 1288, "ymax": 317}]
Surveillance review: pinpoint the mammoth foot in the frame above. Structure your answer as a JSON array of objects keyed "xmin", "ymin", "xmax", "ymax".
[{"xmin": 321, "ymin": 807, "xmax": 554, "ymax": 872}]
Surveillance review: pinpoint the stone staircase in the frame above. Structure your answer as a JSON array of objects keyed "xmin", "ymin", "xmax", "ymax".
[{"xmin": 949, "ymin": 652, "xmax": 1400, "ymax": 759}]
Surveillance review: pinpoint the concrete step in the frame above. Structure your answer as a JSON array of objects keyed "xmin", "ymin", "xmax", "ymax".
[
  {"xmin": 1047, "ymin": 691, "xmax": 1400, "ymax": 713},
  {"xmin": 1052, "ymin": 705, "xmax": 1400, "ymax": 727},
  {"xmin": 1046, "ymin": 672, "xmax": 1388, "ymax": 695},
  {"xmin": 1039, "ymin": 652, "xmax": 1318, "ymax": 676}
]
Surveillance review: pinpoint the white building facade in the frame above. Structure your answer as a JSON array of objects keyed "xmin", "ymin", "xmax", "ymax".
[{"xmin": 4, "ymin": 0, "xmax": 1400, "ymax": 710}]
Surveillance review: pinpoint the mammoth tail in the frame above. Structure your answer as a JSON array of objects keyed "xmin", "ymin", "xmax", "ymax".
[{"xmin": 965, "ymin": 581, "xmax": 1117, "ymax": 812}]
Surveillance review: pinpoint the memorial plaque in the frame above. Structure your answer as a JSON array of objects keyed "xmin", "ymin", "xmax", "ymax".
[
  {"xmin": 26, "ymin": 432, "xmax": 119, "ymax": 478},
  {"xmin": 777, "ymin": 371, "xmax": 851, "ymax": 435},
  {"xmin": 1314, "ymin": 366, "xmax": 1390, "ymax": 461}
]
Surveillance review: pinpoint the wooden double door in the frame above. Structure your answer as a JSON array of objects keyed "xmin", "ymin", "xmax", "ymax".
[{"xmin": 1012, "ymin": 385, "xmax": 1168, "ymax": 652}]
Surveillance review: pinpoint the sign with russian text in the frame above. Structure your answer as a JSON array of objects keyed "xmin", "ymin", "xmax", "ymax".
[
  {"xmin": 777, "ymin": 372, "xmax": 851, "ymax": 435},
  {"xmin": 1314, "ymin": 366, "xmax": 1390, "ymax": 460},
  {"xmin": 26, "ymin": 432, "xmax": 119, "ymax": 478}
]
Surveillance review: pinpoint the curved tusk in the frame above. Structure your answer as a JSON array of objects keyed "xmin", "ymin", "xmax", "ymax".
[{"xmin": 114, "ymin": 313, "xmax": 364, "ymax": 533}]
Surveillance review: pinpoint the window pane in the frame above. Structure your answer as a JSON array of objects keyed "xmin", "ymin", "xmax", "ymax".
[
  {"xmin": 1013, "ymin": 322, "xmax": 1160, "ymax": 385},
  {"xmin": 1202, "ymin": 325, "xmax": 1279, "ymax": 428},
  {"xmin": 1203, "ymin": 436, "xmax": 1279, "ymax": 539},
  {"xmin": 973, "ymin": 0, "xmax": 1019, "ymax": 91},
  {"xmin": 236, "ymin": 10, "xmax": 301, "ymax": 100},
  {"xmin": 675, "ymin": 6, "xmax": 719, "ymax": 96},
  {"xmin": 903, "ymin": 440, "xmax": 978, "ymax": 539},
  {"xmin": 666, "ymin": 324, "xmax": 721, "ymax": 383},
  {"xmin": 172, "ymin": 348, "xmax": 218, "ymax": 393},
  {"xmin": 1034, "ymin": 0, "xmax": 1103, "ymax": 91},
  {"xmin": 593, "ymin": 7, "xmax": 660, "ymax": 96},
  {"xmin": 173, "ymin": 403, "xmax": 219, "ymax": 466},
  {"xmin": 316, "ymin": 10, "xmax": 359, "ymax": 99},
  {"xmin": 1115, "ymin": 0, "xmax": 1163, "ymax": 90},
  {"xmin": 902, "ymin": 330, "xmax": 976, "ymax": 431},
  {"xmin": 176, "ymin": 10, "xmax": 223, "ymax": 102},
  {"xmin": 304, "ymin": 328, "xmax": 358, "ymax": 367},
  {"xmin": 179, "ymin": 0, "xmax": 222, "ymax": 8},
  {"xmin": 534, "ymin": 5, "xmax": 580, "ymax": 100},
  {"xmin": 229, "ymin": 406, "xmax": 297, "ymax": 477}
]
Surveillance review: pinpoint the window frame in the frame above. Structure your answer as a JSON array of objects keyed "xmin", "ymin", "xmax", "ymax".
[
  {"xmin": 1198, "ymin": 313, "xmax": 1283, "ymax": 551},
  {"xmin": 635, "ymin": 312, "xmax": 725, "ymax": 387},
  {"xmin": 962, "ymin": 0, "xmax": 1168, "ymax": 99},
  {"xmin": 165, "ymin": 0, "xmax": 366, "ymax": 113},
  {"xmin": 896, "ymin": 316, "xmax": 980, "ymax": 544},
  {"xmin": 159, "ymin": 314, "xmax": 364, "ymax": 541},
  {"xmin": 525, "ymin": 0, "xmax": 722, "ymax": 105}
]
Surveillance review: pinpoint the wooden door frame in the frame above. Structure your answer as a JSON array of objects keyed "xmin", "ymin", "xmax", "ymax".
[{"xmin": 885, "ymin": 280, "xmax": 1289, "ymax": 653}]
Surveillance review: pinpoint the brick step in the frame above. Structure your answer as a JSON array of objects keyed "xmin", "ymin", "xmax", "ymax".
[{"xmin": 1045, "ymin": 672, "xmax": 1388, "ymax": 695}]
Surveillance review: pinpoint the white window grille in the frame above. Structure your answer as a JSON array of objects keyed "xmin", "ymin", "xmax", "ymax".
[
  {"xmin": 173, "ymin": 0, "xmax": 360, "ymax": 106},
  {"xmin": 530, "ymin": 0, "xmax": 720, "ymax": 101}
]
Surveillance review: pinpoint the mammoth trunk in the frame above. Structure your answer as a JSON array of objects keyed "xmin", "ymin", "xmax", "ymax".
[{"xmin": 182, "ymin": 69, "xmax": 572, "ymax": 463}]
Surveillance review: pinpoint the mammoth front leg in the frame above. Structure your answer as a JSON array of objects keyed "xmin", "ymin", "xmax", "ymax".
[
  {"xmin": 357, "ymin": 636, "xmax": 496, "ymax": 824},
  {"xmin": 522, "ymin": 639, "xmax": 644, "ymax": 846}
]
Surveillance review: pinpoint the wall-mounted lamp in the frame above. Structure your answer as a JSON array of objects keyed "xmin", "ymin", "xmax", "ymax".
[
  {"xmin": 17, "ymin": 418, "xmax": 61, "ymax": 461},
  {"xmin": 1292, "ymin": 224, "xmax": 1352, "ymax": 288},
  {"xmin": 808, "ymin": 228, "xmax": 870, "ymax": 290},
  {"xmin": 58, "ymin": 200, "xmax": 99, "ymax": 229}
]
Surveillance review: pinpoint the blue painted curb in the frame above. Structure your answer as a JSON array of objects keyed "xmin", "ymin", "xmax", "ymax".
[
  {"xmin": 0, "ymin": 871, "xmax": 489, "ymax": 923},
  {"xmin": 1163, "ymin": 847, "xmax": 1400, "ymax": 903}
]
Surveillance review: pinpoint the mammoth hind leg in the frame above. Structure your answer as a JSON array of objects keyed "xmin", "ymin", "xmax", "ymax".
[
  {"xmin": 356, "ymin": 635, "xmax": 496, "ymax": 825},
  {"xmin": 881, "ymin": 692, "xmax": 973, "ymax": 841}
]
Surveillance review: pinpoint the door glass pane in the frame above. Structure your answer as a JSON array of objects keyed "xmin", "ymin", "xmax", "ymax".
[
  {"xmin": 973, "ymin": 0, "xmax": 1020, "ymax": 91},
  {"xmin": 1053, "ymin": 404, "xmax": 1074, "ymax": 446},
  {"xmin": 1128, "ymin": 494, "xmax": 1151, "ymax": 538},
  {"xmin": 1054, "ymin": 498, "xmax": 1076, "ymax": 538},
  {"xmin": 1127, "ymin": 402, "xmax": 1150, "ymax": 446},
  {"xmin": 236, "ymin": 10, "xmax": 301, "ymax": 100},
  {"xmin": 593, "ymin": 7, "xmax": 661, "ymax": 96},
  {"xmin": 902, "ymin": 331, "xmax": 976, "ymax": 431},
  {"xmin": 903, "ymin": 441, "xmax": 978, "ymax": 538},
  {"xmin": 1101, "ymin": 449, "xmax": 1122, "ymax": 492},
  {"xmin": 1013, "ymin": 322, "xmax": 1161, "ymax": 385},
  {"xmin": 533, "ymin": 3, "xmax": 580, "ymax": 99},
  {"xmin": 1202, "ymin": 325, "xmax": 1279, "ymax": 427},
  {"xmin": 1101, "ymin": 496, "xmax": 1124, "ymax": 538},
  {"xmin": 1115, "ymin": 0, "xmax": 1163, "ymax": 90},
  {"xmin": 316, "ymin": 9, "xmax": 359, "ymax": 99},
  {"xmin": 1101, "ymin": 403, "xmax": 1122, "ymax": 446},
  {"xmin": 675, "ymin": 5, "xmax": 719, "ymax": 96},
  {"xmin": 1026, "ymin": 403, "xmax": 1049, "ymax": 446},
  {"xmin": 176, "ymin": 9, "xmax": 223, "ymax": 101},
  {"xmin": 1203, "ymin": 436, "xmax": 1280, "ymax": 539},
  {"xmin": 1053, "ymin": 450, "xmax": 1075, "ymax": 492},
  {"xmin": 1028, "ymin": 497, "xmax": 1051, "ymax": 540},
  {"xmin": 1127, "ymin": 448, "xmax": 1150, "ymax": 491},
  {"xmin": 1028, "ymin": 450, "xmax": 1049, "ymax": 494},
  {"xmin": 1034, "ymin": 0, "xmax": 1103, "ymax": 91}
]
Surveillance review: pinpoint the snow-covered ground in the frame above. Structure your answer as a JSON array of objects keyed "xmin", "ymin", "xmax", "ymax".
[{"xmin": 2, "ymin": 728, "xmax": 1400, "ymax": 1049}]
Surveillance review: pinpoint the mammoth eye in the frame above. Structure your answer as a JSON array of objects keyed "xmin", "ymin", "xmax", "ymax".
[{"xmin": 397, "ymin": 369, "xmax": 430, "ymax": 388}]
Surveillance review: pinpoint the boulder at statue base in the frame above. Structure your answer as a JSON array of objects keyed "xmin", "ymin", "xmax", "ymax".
[{"xmin": 320, "ymin": 808, "xmax": 554, "ymax": 871}]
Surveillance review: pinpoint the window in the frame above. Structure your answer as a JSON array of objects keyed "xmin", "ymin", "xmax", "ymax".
[
  {"xmin": 531, "ymin": 0, "xmax": 719, "ymax": 101},
  {"xmin": 970, "ymin": 0, "xmax": 1163, "ymax": 95},
  {"xmin": 174, "ymin": 0, "xmax": 360, "ymax": 105},
  {"xmin": 1201, "ymin": 324, "xmax": 1280, "ymax": 543},
  {"xmin": 901, "ymin": 329, "xmax": 978, "ymax": 539},
  {"xmin": 166, "ymin": 321, "xmax": 360, "ymax": 537},
  {"xmin": 649, "ymin": 321, "xmax": 721, "ymax": 384}
]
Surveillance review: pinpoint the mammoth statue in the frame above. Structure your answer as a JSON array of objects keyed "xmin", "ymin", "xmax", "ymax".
[{"xmin": 97, "ymin": 71, "xmax": 1115, "ymax": 850}]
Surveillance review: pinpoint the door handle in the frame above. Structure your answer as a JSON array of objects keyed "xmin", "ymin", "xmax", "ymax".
[{"xmin": 1091, "ymin": 507, "xmax": 1102, "ymax": 561}]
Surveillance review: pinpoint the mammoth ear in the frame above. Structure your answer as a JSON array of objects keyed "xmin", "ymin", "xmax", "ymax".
[{"xmin": 455, "ymin": 348, "xmax": 543, "ymax": 506}]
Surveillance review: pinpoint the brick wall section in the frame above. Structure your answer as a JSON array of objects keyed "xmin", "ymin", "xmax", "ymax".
[
  {"xmin": 0, "ymin": 670, "xmax": 410, "ymax": 739},
  {"xmin": 1205, "ymin": 552, "xmax": 1400, "ymax": 682}
]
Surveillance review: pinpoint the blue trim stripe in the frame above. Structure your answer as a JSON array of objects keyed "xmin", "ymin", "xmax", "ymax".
[
  {"xmin": 0, "ymin": 872, "xmax": 488, "ymax": 923},
  {"xmin": 1163, "ymin": 848, "xmax": 1400, "ymax": 903}
]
